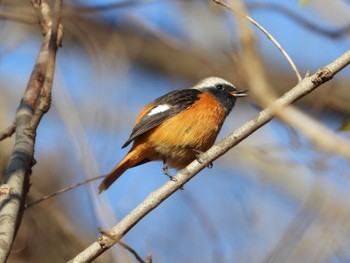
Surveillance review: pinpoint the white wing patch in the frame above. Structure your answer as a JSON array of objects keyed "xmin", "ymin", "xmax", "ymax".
[{"xmin": 147, "ymin": 104, "xmax": 171, "ymax": 116}]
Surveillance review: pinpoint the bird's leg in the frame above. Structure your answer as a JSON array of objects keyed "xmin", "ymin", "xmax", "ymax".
[
  {"xmin": 192, "ymin": 149, "xmax": 213, "ymax": 169},
  {"xmin": 162, "ymin": 159, "xmax": 178, "ymax": 182}
]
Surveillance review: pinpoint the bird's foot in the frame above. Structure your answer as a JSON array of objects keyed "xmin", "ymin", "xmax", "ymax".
[
  {"xmin": 192, "ymin": 149, "xmax": 213, "ymax": 169},
  {"xmin": 163, "ymin": 159, "xmax": 184, "ymax": 190},
  {"xmin": 162, "ymin": 160, "xmax": 178, "ymax": 182}
]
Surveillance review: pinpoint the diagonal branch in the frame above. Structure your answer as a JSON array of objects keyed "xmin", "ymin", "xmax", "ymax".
[
  {"xmin": 68, "ymin": 50, "xmax": 350, "ymax": 263},
  {"xmin": 0, "ymin": 0, "xmax": 63, "ymax": 261}
]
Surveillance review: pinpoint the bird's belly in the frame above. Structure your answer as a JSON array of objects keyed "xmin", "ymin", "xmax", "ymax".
[{"xmin": 146, "ymin": 98, "xmax": 226, "ymax": 169}]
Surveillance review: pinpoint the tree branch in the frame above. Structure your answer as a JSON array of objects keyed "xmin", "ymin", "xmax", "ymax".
[
  {"xmin": 98, "ymin": 228, "xmax": 151, "ymax": 263},
  {"xmin": 68, "ymin": 50, "xmax": 350, "ymax": 263},
  {"xmin": 0, "ymin": 0, "xmax": 63, "ymax": 261},
  {"xmin": 214, "ymin": 0, "xmax": 302, "ymax": 82},
  {"xmin": 0, "ymin": 122, "xmax": 16, "ymax": 141}
]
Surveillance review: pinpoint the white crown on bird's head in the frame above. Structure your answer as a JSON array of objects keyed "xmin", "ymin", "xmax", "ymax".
[{"xmin": 193, "ymin": 76, "xmax": 235, "ymax": 90}]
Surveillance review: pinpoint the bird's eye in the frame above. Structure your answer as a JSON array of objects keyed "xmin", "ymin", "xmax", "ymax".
[{"xmin": 216, "ymin": 84, "xmax": 224, "ymax": 91}]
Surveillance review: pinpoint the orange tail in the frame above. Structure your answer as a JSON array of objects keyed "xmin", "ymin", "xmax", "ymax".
[{"xmin": 98, "ymin": 150, "xmax": 144, "ymax": 193}]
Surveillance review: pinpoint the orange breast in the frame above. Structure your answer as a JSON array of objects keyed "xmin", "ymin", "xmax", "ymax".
[{"xmin": 141, "ymin": 92, "xmax": 226, "ymax": 169}]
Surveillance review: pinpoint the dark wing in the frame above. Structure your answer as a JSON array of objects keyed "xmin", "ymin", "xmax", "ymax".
[{"xmin": 122, "ymin": 89, "xmax": 201, "ymax": 148}]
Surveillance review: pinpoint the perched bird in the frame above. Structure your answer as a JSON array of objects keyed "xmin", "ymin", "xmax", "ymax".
[{"xmin": 99, "ymin": 77, "xmax": 247, "ymax": 193}]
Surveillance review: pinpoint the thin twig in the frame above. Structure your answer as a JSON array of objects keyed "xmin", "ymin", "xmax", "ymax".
[
  {"xmin": 98, "ymin": 228, "xmax": 150, "ymax": 263},
  {"xmin": 0, "ymin": 122, "xmax": 16, "ymax": 141},
  {"xmin": 68, "ymin": 50, "xmax": 350, "ymax": 263},
  {"xmin": 213, "ymin": 0, "xmax": 302, "ymax": 82},
  {"xmin": 26, "ymin": 175, "xmax": 106, "ymax": 208}
]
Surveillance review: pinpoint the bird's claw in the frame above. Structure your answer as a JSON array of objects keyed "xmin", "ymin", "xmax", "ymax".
[
  {"xmin": 192, "ymin": 149, "xmax": 213, "ymax": 168},
  {"xmin": 168, "ymin": 175, "xmax": 178, "ymax": 182},
  {"xmin": 163, "ymin": 159, "xmax": 178, "ymax": 182}
]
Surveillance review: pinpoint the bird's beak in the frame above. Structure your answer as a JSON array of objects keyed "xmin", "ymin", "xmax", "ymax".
[{"xmin": 231, "ymin": 89, "xmax": 248, "ymax": 98}]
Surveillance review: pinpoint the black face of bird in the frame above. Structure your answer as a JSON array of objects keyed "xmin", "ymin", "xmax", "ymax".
[{"xmin": 194, "ymin": 77, "xmax": 247, "ymax": 116}]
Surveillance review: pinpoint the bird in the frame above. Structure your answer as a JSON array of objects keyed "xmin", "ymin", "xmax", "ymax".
[{"xmin": 98, "ymin": 77, "xmax": 247, "ymax": 193}]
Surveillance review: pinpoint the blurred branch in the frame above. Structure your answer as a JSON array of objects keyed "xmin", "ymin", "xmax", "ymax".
[
  {"xmin": 68, "ymin": 50, "xmax": 350, "ymax": 263},
  {"xmin": 181, "ymin": 191, "xmax": 223, "ymax": 261},
  {"xmin": 53, "ymin": 74, "xmax": 122, "ymax": 261},
  {"xmin": 251, "ymin": 151, "xmax": 350, "ymax": 262},
  {"xmin": 247, "ymin": 2, "xmax": 350, "ymax": 39},
  {"xmin": 0, "ymin": 0, "xmax": 177, "ymax": 24},
  {"xmin": 0, "ymin": 6, "xmax": 36, "ymax": 24},
  {"xmin": 276, "ymin": 105, "xmax": 350, "ymax": 158},
  {"xmin": 0, "ymin": 0, "xmax": 63, "ymax": 261},
  {"xmin": 0, "ymin": 122, "xmax": 16, "ymax": 141},
  {"xmin": 262, "ymin": 178, "xmax": 324, "ymax": 263},
  {"xmin": 17, "ymin": 187, "xmax": 89, "ymax": 261}
]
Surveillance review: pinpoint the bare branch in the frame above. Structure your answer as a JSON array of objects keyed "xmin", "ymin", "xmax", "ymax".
[
  {"xmin": 0, "ymin": 0, "xmax": 63, "ymax": 260},
  {"xmin": 99, "ymin": 228, "xmax": 150, "ymax": 263},
  {"xmin": 213, "ymin": 0, "xmax": 302, "ymax": 82},
  {"xmin": 68, "ymin": 50, "xmax": 350, "ymax": 263},
  {"xmin": 0, "ymin": 122, "xmax": 16, "ymax": 141}
]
